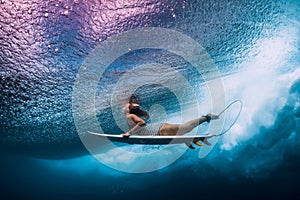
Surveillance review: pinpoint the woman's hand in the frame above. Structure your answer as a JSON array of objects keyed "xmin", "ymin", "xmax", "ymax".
[{"xmin": 121, "ymin": 132, "xmax": 130, "ymax": 137}]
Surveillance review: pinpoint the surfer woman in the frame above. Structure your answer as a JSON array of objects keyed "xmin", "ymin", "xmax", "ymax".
[{"xmin": 121, "ymin": 95, "xmax": 218, "ymax": 148}]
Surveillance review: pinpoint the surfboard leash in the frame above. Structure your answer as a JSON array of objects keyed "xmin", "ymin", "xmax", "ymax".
[{"xmin": 212, "ymin": 100, "xmax": 243, "ymax": 137}]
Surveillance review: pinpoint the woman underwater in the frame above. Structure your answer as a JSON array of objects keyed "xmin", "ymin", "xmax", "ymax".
[{"xmin": 121, "ymin": 95, "xmax": 219, "ymax": 149}]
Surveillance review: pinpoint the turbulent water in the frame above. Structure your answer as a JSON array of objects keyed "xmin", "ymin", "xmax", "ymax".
[{"xmin": 1, "ymin": 0, "xmax": 300, "ymax": 199}]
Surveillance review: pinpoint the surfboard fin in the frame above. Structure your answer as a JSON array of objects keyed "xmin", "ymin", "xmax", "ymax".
[
  {"xmin": 197, "ymin": 137, "xmax": 212, "ymax": 146},
  {"xmin": 193, "ymin": 139, "xmax": 204, "ymax": 147},
  {"xmin": 202, "ymin": 138, "xmax": 211, "ymax": 146},
  {"xmin": 185, "ymin": 142, "xmax": 195, "ymax": 149},
  {"xmin": 193, "ymin": 136, "xmax": 211, "ymax": 146}
]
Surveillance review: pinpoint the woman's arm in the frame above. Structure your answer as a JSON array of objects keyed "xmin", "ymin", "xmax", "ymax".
[{"xmin": 121, "ymin": 114, "xmax": 146, "ymax": 137}]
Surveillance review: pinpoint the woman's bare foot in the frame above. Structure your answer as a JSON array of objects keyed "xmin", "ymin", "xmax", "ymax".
[{"xmin": 207, "ymin": 113, "xmax": 219, "ymax": 120}]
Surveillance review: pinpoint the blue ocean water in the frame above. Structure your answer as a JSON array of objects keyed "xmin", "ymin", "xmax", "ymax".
[{"xmin": 1, "ymin": 0, "xmax": 300, "ymax": 199}]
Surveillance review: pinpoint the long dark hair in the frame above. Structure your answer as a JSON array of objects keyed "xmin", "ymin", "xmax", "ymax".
[
  {"xmin": 129, "ymin": 94, "xmax": 139, "ymax": 104},
  {"xmin": 128, "ymin": 95, "xmax": 150, "ymax": 118}
]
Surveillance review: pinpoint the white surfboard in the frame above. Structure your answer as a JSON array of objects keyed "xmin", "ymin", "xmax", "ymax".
[{"xmin": 88, "ymin": 131, "xmax": 212, "ymax": 145}]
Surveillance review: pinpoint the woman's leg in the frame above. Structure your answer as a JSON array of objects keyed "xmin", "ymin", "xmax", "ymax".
[
  {"xmin": 159, "ymin": 114, "xmax": 218, "ymax": 148},
  {"xmin": 159, "ymin": 114, "xmax": 218, "ymax": 136},
  {"xmin": 159, "ymin": 116, "xmax": 211, "ymax": 136}
]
